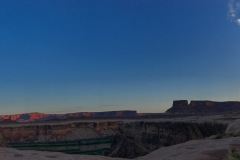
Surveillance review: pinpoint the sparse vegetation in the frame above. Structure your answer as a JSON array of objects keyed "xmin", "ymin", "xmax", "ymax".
[
  {"xmin": 215, "ymin": 134, "xmax": 224, "ymax": 139},
  {"xmin": 227, "ymin": 148, "xmax": 240, "ymax": 160}
]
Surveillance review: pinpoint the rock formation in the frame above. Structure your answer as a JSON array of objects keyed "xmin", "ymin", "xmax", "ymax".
[
  {"xmin": 0, "ymin": 110, "xmax": 137, "ymax": 122},
  {"xmin": 0, "ymin": 129, "xmax": 7, "ymax": 147},
  {"xmin": 110, "ymin": 121, "xmax": 226, "ymax": 158},
  {"xmin": 1, "ymin": 122, "xmax": 120, "ymax": 143},
  {"xmin": 138, "ymin": 137, "xmax": 240, "ymax": 160},
  {"xmin": 0, "ymin": 118, "xmax": 227, "ymax": 158},
  {"xmin": 225, "ymin": 119, "xmax": 240, "ymax": 136},
  {"xmin": 0, "ymin": 121, "xmax": 121, "ymax": 155},
  {"xmin": 2, "ymin": 136, "xmax": 240, "ymax": 160},
  {"xmin": 166, "ymin": 100, "xmax": 240, "ymax": 114}
]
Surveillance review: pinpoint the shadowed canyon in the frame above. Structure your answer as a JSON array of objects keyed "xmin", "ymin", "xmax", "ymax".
[{"xmin": 1, "ymin": 100, "xmax": 240, "ymax": 159}]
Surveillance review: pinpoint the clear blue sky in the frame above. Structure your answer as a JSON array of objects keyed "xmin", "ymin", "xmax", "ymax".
[{"xmin": 0, "ymin": 0, "xmax": 240, "ymax": 114}]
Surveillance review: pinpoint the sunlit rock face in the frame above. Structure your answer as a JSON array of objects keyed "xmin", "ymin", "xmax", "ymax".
[
  {"xmin": 1, "ymin": 122, "xmax": 120, "ymax": 143},
  {"xmin": 166, "ymin": 100, "xmax": 240, "ymax": 114},
  {"xmin": 0, "ymin": 111, "xmax": 137, "ymax": 122}
]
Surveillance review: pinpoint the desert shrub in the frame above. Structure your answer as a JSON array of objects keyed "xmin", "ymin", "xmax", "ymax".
[
  {"xmin": 215, "ymin": 134, "xmax": 224, "ymax": 139},
  {"xmin": 227, "ymin": 148, "xmax": 240, "ymax": 160}
]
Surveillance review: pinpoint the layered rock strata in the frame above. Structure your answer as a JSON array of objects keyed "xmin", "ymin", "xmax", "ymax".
[
  {"xmin": 166, "ymin": 100, "xmax": 240, "ymax": 114},
  {"xmin": 0, "ymin": 110, "xmax": 137, "ymax": 122},
  {"xmin": 0, "ymin": 120, "xmax": 227, "ymax": 158},
  {"xmin": 2, "ymin": 136, "xmax": 240, "ymax": 160},
  {"xmin": 1, "ymin": 121, "xmax": 120, "ymax": 143},
  {"xmin": 0, "ymin": 121, "xmax": 120, "ymax": 155},
  {"xmin": 110, "ymin": 121, "xmax": 226, "ymax": 158}
]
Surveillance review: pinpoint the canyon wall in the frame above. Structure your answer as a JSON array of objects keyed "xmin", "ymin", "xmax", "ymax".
[
  {"xmin": 0, "ymin": 110, "xmax": 137, "ymax": 122},
  {"xmin": 110, "ymin": 121, "xmax": 227, "ymax": 158},
  {"xmin": 0, "ymin": 121, "xmax": 121, "ymax": 155},
  {"xmin": 0, "ymin": 120, "xmax": 227, "ymax": 158},
  {"xmin": 166, "ymin": 100, "xmax": 240, "ymax": 114},
  {"xmin": 1, "ymin": 121, "xmax": 120, "ymax": 143},
  {"xmin": 0, "ymin": 129, "xmax": 7, "ymax": 147}
]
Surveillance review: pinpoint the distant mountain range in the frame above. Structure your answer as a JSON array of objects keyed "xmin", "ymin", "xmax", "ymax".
[
  {"xmin": 0, "ymin": 110, "xmax": 137, "ymax": 122},
  {"xmin": 3, "ymin": 100, "xmax": 239, "ymax": 122}
]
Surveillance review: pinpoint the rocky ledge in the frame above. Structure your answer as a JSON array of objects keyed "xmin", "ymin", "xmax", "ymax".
[
  {"xmin": 0, "ymin": 119, "xmax": 227, "ymax": 158},
  {"xmin": 1, "ymin": 115, "xmax": 240, "ymax": 159},
  {"xmin": 1, "ymin": 136, "xmax": 240, "ymax": 160}
]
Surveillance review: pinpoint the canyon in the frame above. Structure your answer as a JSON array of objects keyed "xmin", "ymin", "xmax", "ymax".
[
  {"xmin": 0, "ymin": 115, "xmax": 228, "ymax": 158},
  {"xmin": 2, "ymin": 100, "xmax": 240, "ymax": 159},
  {"xmin": 1, "ymin": 136, "xmax": 240, "ymax": 160},
  {"xmin": 1, "ymin": 114, "xmax": 240, "ymax": 160}
]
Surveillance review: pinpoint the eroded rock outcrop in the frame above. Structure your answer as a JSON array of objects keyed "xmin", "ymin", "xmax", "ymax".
[
  {"xmin": 0, "ymin": 110, "xmax": 137, "ymax": 122},
  {"xmin": 110, "ymin": 121, "xmax": 227, "ymax": 158},
  {"xmin": 166, "ymin": 100, "xmax": 240, "ymax": 114},
  {"xmin": 1, "ymin": 122, "xmax": 120, "ymax": 143},
  {"xmin": 1, "ymin": 121, "xmax": 121, "ymax": 155},
  {"xmin": 0, "ymin": 119, "xmax": 228, "ymax": 158},
  {"xmin": 0, "ymin": 129, "xmax": 7, "ymax": 147},
  {"xmin": 225, "ymin": 119, "xmax": 240, "ymax": 136},
  {"xmin": 2, "ymin": 136, "xmax": 240, "ymax": 160},
  {"xmin": 139, "ymin": 137, "xmax": 240, "ymax": 160}
]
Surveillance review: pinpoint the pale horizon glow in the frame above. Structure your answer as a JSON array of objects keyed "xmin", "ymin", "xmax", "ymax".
[{"xmin": 0, "ymin": 0, "xmax": 240, "ymax": 115}]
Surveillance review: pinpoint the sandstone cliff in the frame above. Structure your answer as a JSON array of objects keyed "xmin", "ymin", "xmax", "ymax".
[
  {"xmin": 0, "ymin": 110, "xmax": 137, "ymax": 122},
  {"xmin": 166, "ymin": 100, "xmax": 240, "ymax": 114},
  {"xmin": 110, "ymin": 121, "xmax": 226, "ymax": 158},
  {"xmin": 1, "ymin": 121, "xmax": 120, "ymax": 143},
  {"xmin": 0, "ymin": 129, "xmax": 7, "ymax": 147},
  {"xmin": 0, "ymin": 119, "xmax": 228, "ymax": 158},
  {"xmin": 2, "ymin": 136, "xmax": 240, "ymax": 160},
  {"xmin": 0, "ymin": 121, "xmax": 121, "ymax": 155}
]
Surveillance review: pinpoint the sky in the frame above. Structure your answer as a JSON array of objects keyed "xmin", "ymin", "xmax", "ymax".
[{"xmin": 0, "ymin": 0, "xmax": 240, "ymax": 114}]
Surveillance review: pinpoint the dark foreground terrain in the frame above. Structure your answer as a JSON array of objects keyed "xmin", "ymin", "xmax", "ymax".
[
  {"xmin": 2, "ymin": 100, "xmax": 240, "ymax": 159},
  {"xmin": 1, "ymin": 112, "xmax": 240, "ymax": 159}
]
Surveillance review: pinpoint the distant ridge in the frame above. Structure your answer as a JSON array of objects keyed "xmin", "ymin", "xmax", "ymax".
[
  {"xmin": 0, "ymin": 110, "xmax": 137, "ymax": 122},
  {"xmin": 166, "ymin": 100, "xmax": 240, "ymax": 114}
]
